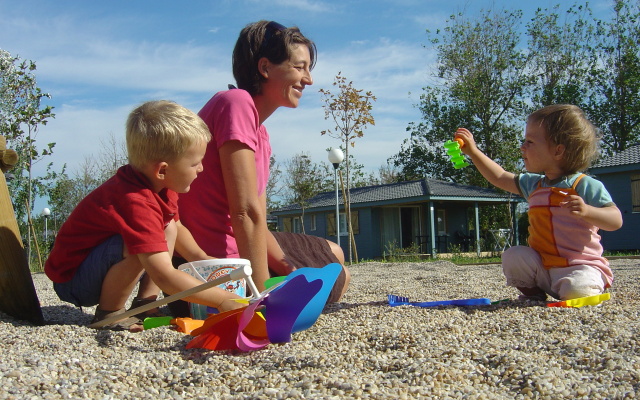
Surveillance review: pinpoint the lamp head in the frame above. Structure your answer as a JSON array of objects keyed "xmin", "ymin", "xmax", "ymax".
[{"xmin": 327, "ymin": 148, "xmax": 344, "ymax": 166}]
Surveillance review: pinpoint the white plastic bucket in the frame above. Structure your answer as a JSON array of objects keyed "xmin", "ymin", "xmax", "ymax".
[{"xmin": 178, "ymin": 258, "xmax": 249, "ymax": 320}]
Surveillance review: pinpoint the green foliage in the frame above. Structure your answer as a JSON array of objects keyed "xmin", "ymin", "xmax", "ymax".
[
  {"xmin": 584, "ymin": 0, "xmax": 640, "ymax": 154},
  {"xmin": 266, "ymin": 155, "xmax": 283, "ymax": 212},
  {"xmin": 320, "ymin": 71, "xmax": 377, "ymax": 193},
  {"xmin": 282, "ymin": 152, "xmax": 331, "ymax": 232},
  {"xmin": 395, "ymin": 0, "xmax": 640, "ymax": 181},
  {"xmin": 392, "ymin": 1, "xmax": 640, "ymax": 238},
  {"xmin": 382, "ymin": 240, "xmax": 426, "ymax": 262},
  {"xmin": 0, "ymin": 50, "xmax": 56, "ymax": 223},
  {"xmin": 526, "ymin": 3, "xmax": 597, "ymax": 107},
  {"xmin": 392, "ymin": 8, "xmax": 527, "ymax": 185}
]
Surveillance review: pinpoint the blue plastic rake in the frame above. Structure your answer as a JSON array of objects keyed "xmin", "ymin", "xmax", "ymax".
[{"xmin": 387, "ymin": 294, "xmax": 491, "ymax": 307}]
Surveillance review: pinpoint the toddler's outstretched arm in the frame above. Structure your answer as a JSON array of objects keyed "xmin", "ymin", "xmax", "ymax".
[{"xmin": 455, "ymin": 128, "xmax": 519, "ymax": 194}]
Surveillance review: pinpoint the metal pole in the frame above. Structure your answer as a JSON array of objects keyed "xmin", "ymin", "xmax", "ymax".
[{"xmin": 334, "ymin": 166, "xmax": 340, "ymax": 246}]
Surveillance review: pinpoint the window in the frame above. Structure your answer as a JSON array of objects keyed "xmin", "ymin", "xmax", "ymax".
[
  {"xmin": 310, "ymin": 214, "xmax": 317, "ymax": 231},
  {"xmin": 282, "ymin": 216, "xmax": 303, "ymax": 233},
  {"xmin": 338, "ymin": 213, "xmax": 348, "ymax": 236},
  {"xmin": 328, "ymin": 211, "xmax": 359, "ymax": 236},
  {"xmin": 292, "ymin": 217, "xmax": 302, "ymax": 233},
  {"xmin": 632, "ymin": 174, "xmax": 640, "ymax": 213},
  {"xmin": 437, "ymin": 209, "xmax": 447, "ymax": 235}
]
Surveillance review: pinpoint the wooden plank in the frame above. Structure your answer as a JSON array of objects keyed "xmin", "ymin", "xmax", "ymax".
[{"xmin": 0, "ymin": 160, "xmax": 44, "ymax": 325}]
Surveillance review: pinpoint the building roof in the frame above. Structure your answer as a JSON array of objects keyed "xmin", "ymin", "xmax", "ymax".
[
  {"xmin": 591, "ymin": 144, "xmax": 640, "ymax": 169},
  {"xmin": 590, "ymin": 144, "xmax": 640, "ymax": 174},
  {"xmin": 275, "ymin": 178, "xmax": 520, "ymax": 212}
]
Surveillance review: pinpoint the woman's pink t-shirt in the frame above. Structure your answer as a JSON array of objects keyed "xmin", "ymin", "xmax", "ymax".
[{"xmin": 179, "ymin": 89, "xmax": 271, "ymax": 257}]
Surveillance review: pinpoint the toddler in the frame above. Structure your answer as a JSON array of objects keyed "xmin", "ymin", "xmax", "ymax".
[{"xmin": 456, "ymin": 104, "xmax": 623, "ymax": 301}]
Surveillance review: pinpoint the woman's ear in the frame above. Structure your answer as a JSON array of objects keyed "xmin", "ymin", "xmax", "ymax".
[{"xmin": 258, "ymin": 57, "xmax": 269, "ymax": 79}]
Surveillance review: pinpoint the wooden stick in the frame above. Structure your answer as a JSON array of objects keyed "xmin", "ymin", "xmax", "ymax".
[
  {"xmin": 338, "ymin": 171, "xmax": 358, "ymax": 263},
  {"xmin": 25, "ymin": 200, "xmax": 43, "ymax": 271},
  {"xmin": 88, "ymin": 264, "xmax": 253, "ymax": 329}
]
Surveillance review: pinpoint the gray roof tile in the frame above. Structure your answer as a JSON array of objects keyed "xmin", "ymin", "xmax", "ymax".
[
  {"xmin": 592, "ymin": 144, "xmax": 640, "ymax": 168},
  {"xmin": 277, "ymin": 178, "xmax": 517, "ymax": 211}
]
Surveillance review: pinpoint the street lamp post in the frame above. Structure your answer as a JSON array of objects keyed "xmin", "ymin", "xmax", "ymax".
[
  {"xmin": 42, "ymin": 208, "xmax": 51, "ymax": 243},
  {"xmin": 327, "ymin": 148, "xmax": 344, "ymax": 247}
]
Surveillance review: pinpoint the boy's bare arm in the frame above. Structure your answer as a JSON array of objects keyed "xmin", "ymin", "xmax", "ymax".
[
  {"xmin": 455, "ymin": 128, "xmax": 520, "ymax": 194},
  {"xmin": 174, "ymin": 220, "xmax": 210, "ymax": 262},
  {"xmin": 560, "ymin": 196, "xmax": 623, "ymax": 231},
  {"xmin": 139, "ymin": 251, "xmax": 242, "ymax": 312}
]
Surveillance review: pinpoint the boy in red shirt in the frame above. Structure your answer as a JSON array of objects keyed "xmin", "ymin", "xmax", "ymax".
[{"xmin": 45, "ymin": 100, "xmax": 242, "ymax": 331}]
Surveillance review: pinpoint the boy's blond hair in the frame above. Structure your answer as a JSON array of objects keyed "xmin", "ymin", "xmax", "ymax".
[
  {"xmin": 126, "ymin": 100, "xmax": 211, "ymax": 169},
  {"xmin": 528, "ymin": 104, "xmax": 601, "ymax": 174}
]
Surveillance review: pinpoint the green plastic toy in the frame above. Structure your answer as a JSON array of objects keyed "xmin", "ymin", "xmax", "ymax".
[
  {"xmin": 547, "ymin": 292, "xmax": 611, "ymax": 308},
  {"xmin": 143, "ymin": 316, "xmax": 174, "ymax": 330},
  {"xmin": 444, "ymin": 138, "xmax": 469, "ymax": 169}
]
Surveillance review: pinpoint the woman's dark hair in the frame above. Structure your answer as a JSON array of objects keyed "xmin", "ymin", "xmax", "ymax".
[{"xmin": 232, "ymin": 20, "xmax": 317, "ymax": 95}]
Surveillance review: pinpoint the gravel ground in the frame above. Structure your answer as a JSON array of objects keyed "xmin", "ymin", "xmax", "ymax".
[{"xmin": 1, "ymin": 258, "xmax": 639, "ymax": 399}]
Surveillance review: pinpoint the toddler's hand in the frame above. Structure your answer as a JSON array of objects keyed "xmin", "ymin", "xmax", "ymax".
[
  {"xmin": 559, "ymin": 195, "xmax": 589, "ymax": 218},
  {"xmin": 454, "ymin": 128, "xmax": 476, "ymax": 155}
]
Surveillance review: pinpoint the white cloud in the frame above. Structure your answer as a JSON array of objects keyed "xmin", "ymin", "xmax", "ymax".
[{"xmin": 3, "ymin": 0, "xmax": 438, "ymax": 182}]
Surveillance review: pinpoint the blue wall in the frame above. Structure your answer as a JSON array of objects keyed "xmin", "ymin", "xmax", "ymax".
[{"xmin": 596, "ymin": 172, "xmax": 640, "ymax": 251}]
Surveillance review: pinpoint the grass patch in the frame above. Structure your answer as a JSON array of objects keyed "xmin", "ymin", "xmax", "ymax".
[{"xmin": 447, "ymin": 254, "xmax": 501, "ymax": 264}]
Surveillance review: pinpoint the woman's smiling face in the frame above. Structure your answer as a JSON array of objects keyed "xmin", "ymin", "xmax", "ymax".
[{"xmin": 261, "ymin": 43, "xmax": 313, "ymax": 109}]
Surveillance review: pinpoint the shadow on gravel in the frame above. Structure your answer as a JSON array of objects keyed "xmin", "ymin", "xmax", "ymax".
[
  {"xmin": 40, "ymin": 304, "xmax": 92, "ymax": 325},
  {"xmin": 0, "ymin": 304, "xmax": 92, "ymax": 327}
]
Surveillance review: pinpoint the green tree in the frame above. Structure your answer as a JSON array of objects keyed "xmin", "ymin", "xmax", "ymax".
[
  {"xmin": 282, "ymin": 152, "xmax": 330, "ymax": 233},
  {"xmin": 526, "ymin": 3, "xmax": 597, "ymax": 108},
  {"xmin": 1, "ymin": 50, "xmax": 55, "ymax": 264},
  {"xmin": 320, "ymin": 72, "xmax": 376, "ymax": 262},
  {"xmin": 1, "ymin": 51, "xmax": 56, "ymax": 218},
  {"xmin": 392, "ymin": 8, "xmax": 529, "ymax": 190},
  {"xmin": 585, "ymin": 0, "xmax": 640, "ymax": 154},
  {"xmin": 266, "ymin": 155, "xmax": 283, "ymax": 213}
]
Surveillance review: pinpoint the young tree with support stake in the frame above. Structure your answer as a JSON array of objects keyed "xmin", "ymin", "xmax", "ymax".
[
  {"xmin": 0, "ymin": 49, "xmax": 55, "ymax": 268},
  {"xmin": 319, "ymin": 72, "xmax": 376, "ymax": 263}
]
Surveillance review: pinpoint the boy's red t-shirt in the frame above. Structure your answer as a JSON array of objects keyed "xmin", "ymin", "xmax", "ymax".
[{"xmin": 45, "ymin": 165, "xmax": 179, "ymax": 283}]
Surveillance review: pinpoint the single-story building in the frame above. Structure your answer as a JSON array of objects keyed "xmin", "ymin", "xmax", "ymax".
[
  {"xmin": 272, "ymin": 178, "xmax": 523, "ymax": 260},
  {"xmin": 589, "ymin": 144, "xmax": 640, "ymax": 252}
]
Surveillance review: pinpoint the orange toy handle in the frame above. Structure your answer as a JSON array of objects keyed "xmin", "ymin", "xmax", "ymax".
[{"xmin": 455, "ymin": 138, "xmax": 465, "ymax": 148}]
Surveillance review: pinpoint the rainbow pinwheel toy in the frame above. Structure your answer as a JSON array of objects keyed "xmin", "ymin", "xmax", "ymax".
[{"xmin": 185, "ymin": 263, "xmax": 342, "ymax": 352}]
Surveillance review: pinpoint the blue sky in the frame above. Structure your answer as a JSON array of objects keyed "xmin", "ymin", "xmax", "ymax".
[{"xmin": 1, "ymin": 0, "xmax": 610, "ymax": 193}]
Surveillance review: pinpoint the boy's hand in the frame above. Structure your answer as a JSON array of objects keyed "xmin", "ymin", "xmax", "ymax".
[
  {"xmin": 217, "ymin": 297, "xmax": 247, "ymax": 313},
  {"xmin": 454, "ymin": 128, "xmax": 477, "ymax": 155}
]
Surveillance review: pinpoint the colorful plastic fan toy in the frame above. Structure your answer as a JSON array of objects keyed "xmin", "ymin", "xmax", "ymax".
[{"xmin": 186, "ymin": 263, "xmax": 342, "ymax": 352}]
